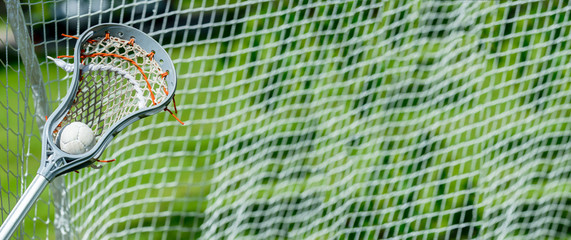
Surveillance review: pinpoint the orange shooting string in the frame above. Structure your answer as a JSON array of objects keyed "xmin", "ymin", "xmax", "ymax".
[
  {"xmin": 61, "ymin": 33, "xmax": 78, "ymax": 39},
  {"xmin": 58, "ymin": 35, "xmax": 184, "ymax": 125},
  {"xmin": 84, "ymin": 52, "xmax": 157, "ymax": 105},
  {"xmin": 61, "ymin": 34, "xmax": 96, "ymax": 43},
  {"xmin": 58, "ymin": 53, "xmax": 157, "ymax": 105}
]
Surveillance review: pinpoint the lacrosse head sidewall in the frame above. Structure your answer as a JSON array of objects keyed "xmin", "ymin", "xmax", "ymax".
[{"xmin": 40, "ymin": 24, "xmax": 177, "ymax": 180}]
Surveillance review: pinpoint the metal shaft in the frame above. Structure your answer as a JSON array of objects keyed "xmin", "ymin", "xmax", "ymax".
[{"xmin": 0, "ymin": 175, "xmax": 49, "ymax": 239}]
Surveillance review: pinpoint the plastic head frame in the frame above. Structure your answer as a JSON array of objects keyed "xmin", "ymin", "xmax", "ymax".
[{"xmin": 39, "ymin": 24, "xmax": 177, "ymax": 181}]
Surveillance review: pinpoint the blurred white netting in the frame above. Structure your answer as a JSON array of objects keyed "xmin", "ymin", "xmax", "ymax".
[{"xmin": 0, "ymin": 0, "xmax": 570, "ymax": 239}]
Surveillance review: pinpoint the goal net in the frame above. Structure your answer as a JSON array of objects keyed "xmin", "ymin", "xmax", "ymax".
[{"xmin": 1, "ymin": 0, "xmax": 570, "ymax": 239}]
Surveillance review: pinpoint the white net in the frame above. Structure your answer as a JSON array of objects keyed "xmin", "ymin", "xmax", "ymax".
[
  {"xmin": 0, "ymin": 0, "xmax": 53, "ymax": 239},
  {"xmin": 1, "ymin": 0, "xmax": 571, "ymax": 239}
]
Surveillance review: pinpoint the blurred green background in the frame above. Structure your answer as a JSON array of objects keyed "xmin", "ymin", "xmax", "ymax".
[{"xmin": 1, "ymin": 0, "xmax": 570, "ymax": 239}]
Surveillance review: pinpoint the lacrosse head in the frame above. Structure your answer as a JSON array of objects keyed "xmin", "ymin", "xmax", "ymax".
[{"xmin": 39, "ymin": 24, "xmax": 177, "ymax": 180}]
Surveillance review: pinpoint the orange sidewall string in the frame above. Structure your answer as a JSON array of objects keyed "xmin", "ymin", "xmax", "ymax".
[
  {"xmin": 165, "ymin": 108, "xmax": 184, "ymax": 125},
  {"xmin": 58, "ymin": 35, "xmax": 185, "ymax": 125}
]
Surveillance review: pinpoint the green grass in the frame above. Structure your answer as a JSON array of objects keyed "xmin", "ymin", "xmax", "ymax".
[
  {"xmin": 0, "ymin": 49, "xmax": 76, "ymax": 237},
  {"xmin": 0, "ymin": 62, "xmax": 51, "ymax": 239},
  {"xmin": 1, "ymin": 0, "xmax": 571, "ymax": 239}
]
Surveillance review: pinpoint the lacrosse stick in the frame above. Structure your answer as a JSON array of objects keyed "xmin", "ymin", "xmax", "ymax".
[{"xmin": 0, "ymin": 24, "xmax": 178, "ymax": 238}]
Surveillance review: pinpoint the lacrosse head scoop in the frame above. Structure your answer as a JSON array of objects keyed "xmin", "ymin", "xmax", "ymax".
[{"xmin": 39, "ymin": 24, "xmax": 177, "ymax": 180}]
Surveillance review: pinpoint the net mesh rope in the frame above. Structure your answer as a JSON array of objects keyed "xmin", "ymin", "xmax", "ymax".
[
  {"xmin": 1, "ymin": 0, "xmax": 570, "ymax": 239},
  {"xmin": 51, "ymin": 35, "xmax": 169, "ymax": 140}
]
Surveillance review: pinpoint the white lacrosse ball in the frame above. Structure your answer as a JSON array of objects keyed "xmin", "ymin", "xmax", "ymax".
[{"xmin": 57, "ymin": 122, "xmax": 95, "ymax": 155}]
